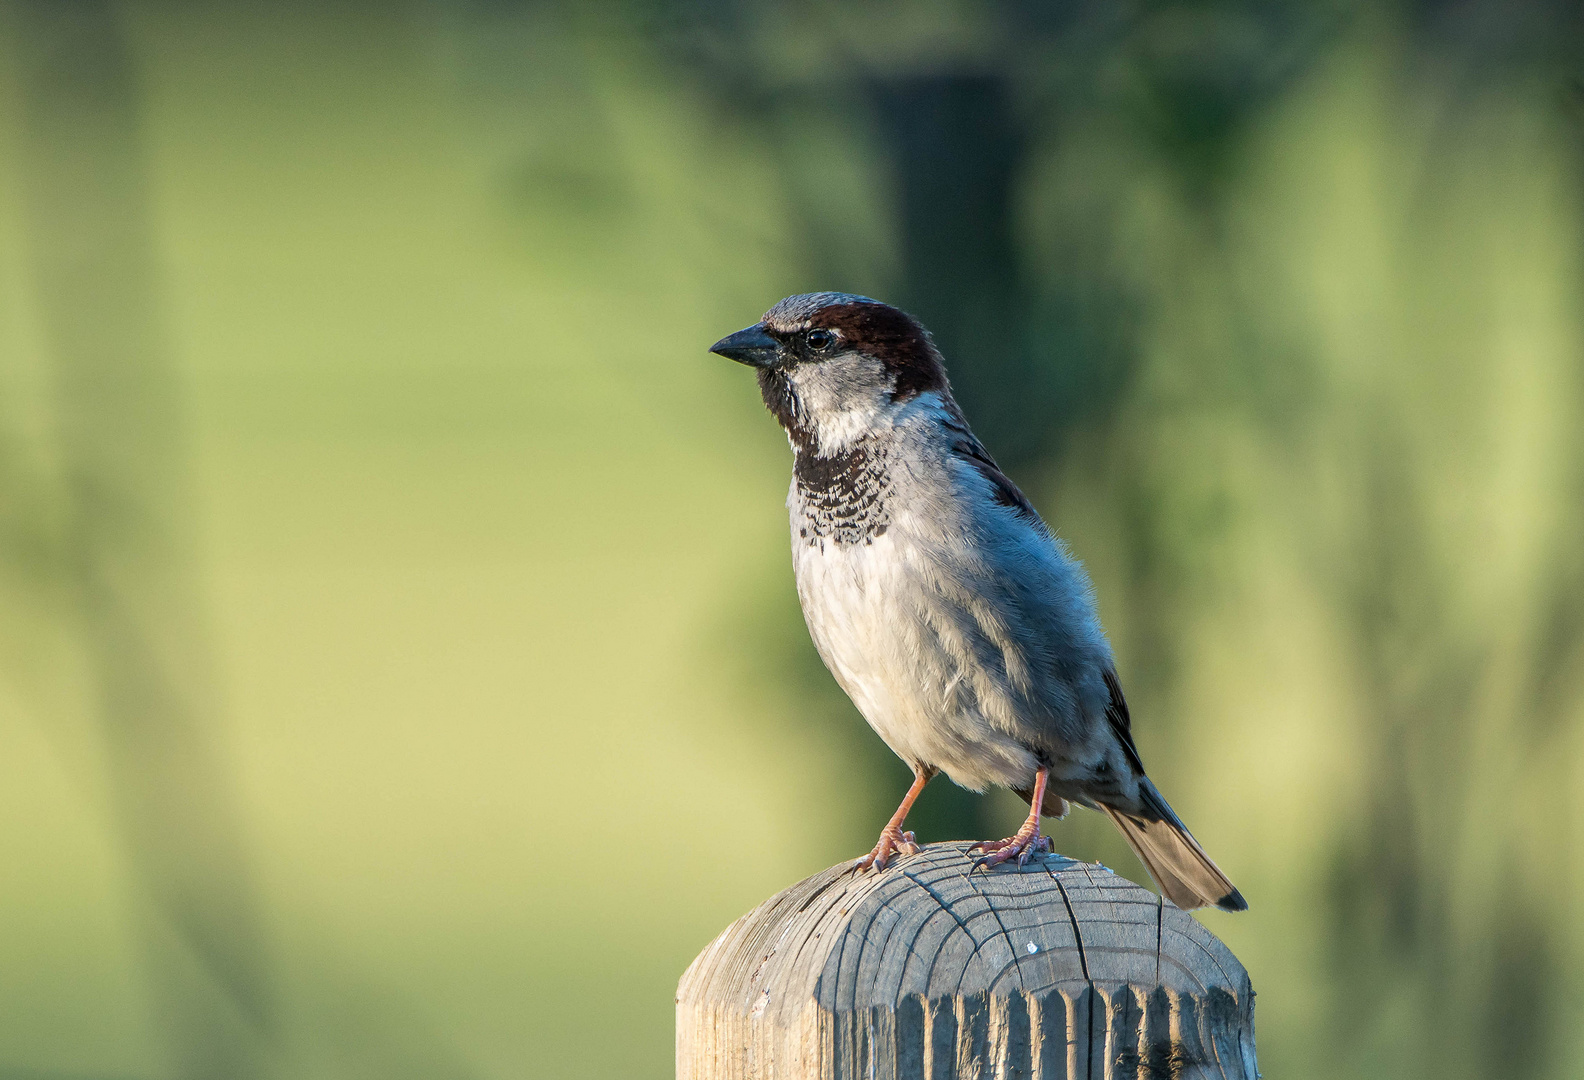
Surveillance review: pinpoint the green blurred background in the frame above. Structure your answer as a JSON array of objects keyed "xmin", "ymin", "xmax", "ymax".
[{"xmin": 2, "ymin": 1, "xmax": 1584, "ymax": 1077}]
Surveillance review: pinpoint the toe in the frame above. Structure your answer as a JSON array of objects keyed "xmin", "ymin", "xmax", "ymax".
[{"xmin": 970, "ymin": 831, "xmax": 1050, "ymax": 871}]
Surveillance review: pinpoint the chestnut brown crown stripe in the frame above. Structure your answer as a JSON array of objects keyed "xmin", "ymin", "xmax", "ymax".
[{"xmin": 806, "ymin": 301, "xmax": 949, "ymax": 402}]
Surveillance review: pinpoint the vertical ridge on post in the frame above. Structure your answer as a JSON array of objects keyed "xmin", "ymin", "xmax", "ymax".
[
  {"xmin": 1030, "ymin": 988, "xmax": 1068, "ymax": 1080},
  {"xmin": 928, "ymin": 994, "xmax": 958, "ymax": 1079},
  {"xmin": 998, "ymin": 990, "xmax": 1032, "ymax": 1080}
]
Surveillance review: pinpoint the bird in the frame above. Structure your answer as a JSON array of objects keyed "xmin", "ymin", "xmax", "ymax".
[{"xmin": 709, "ymin": 292, "xmax": 1246, "ymax": 912}]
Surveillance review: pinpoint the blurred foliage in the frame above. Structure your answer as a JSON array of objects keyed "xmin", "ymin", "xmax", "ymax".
[{"xmin": 0, "ymin": 1, "xmax": 1583, "ymax": 1078}]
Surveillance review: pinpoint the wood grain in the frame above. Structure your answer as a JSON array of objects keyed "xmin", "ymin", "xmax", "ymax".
[{"xmin": 677, "ymin": 842, "xmax": 1256, "ymax": 1079}]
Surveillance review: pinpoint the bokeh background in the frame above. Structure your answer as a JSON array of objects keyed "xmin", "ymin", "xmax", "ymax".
[{"xmin": 2, "ymin": 1, "xmax": 1584, "ymax": 1077}]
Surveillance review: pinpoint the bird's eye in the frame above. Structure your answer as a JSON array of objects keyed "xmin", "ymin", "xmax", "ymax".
[{"xmin": 806, "ymin": 328, "xmax": 836, "ymax": 352}]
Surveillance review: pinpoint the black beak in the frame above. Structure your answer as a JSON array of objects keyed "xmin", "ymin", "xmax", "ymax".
[{"xmin": 709, "ymin": 323, "xmax": 781, "ymax": 368}]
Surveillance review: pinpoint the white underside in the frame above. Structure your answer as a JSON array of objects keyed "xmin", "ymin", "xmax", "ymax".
[
  {"xmin": 789, "ymin": 408, "xmax": 1120, "ymax": 796},
  {"xmin": 795, "ymin": 524, "xmax": 1041, "ymax": 791}
]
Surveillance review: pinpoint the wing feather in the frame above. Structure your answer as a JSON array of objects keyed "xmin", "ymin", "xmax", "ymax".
[{"xmin": 1102, "ymin": 666, "xmax": 1145, "ymax": 774}]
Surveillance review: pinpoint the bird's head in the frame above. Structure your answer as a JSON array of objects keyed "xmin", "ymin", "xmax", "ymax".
[{"xmin": 710, "ymin": 292, "xmax": 949, "ymax": 455}]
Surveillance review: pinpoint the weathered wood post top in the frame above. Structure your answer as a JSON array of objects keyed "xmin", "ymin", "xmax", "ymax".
[{"xmin": 678, "ymin": 842, "xmax": 1256, "ymax": 1080}]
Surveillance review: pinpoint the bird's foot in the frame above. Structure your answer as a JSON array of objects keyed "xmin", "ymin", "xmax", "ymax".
[
  {"xmin": 969, "ymin": 826, "xmax": 1051, "ymax": 870},
  {"xmin": 854, "ymin": 829, "xmax": 920, "ymax": 872}
]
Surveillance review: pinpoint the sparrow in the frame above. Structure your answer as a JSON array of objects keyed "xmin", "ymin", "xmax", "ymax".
[{"xmin": 710, "ymin": 292, "xmax": 1246, "ymax": 912}]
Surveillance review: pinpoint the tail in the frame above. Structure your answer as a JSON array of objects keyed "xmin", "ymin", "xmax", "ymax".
[{"xmin": 1102, "ymin": 779, "xmax": 1247, "ymax": 912}]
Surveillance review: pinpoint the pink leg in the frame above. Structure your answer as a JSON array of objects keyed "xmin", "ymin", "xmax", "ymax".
[
  {"xmin": 969, "ymin": 767, "xmax": 1053, "ymax": 869},
  {"xmin": 855, "ymin": 768, "xmax": 933, "ymax": 871}
]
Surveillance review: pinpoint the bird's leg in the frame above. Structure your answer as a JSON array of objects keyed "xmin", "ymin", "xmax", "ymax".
[
  {"xmin": 970, "ymin": 767, "xmax": 1053, "ymax": 870},
  {"xmin": 855, "ymin": 767, "xmax": 933, "ymax": 871}
]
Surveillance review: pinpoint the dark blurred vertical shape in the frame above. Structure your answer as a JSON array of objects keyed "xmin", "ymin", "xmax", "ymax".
[
  {"xmin": 10, "ymin": 2, "xmax": 274, "ymax": 1076},
  {"xmin": 869, "ymin": 77, "xmax": 1041, "ymax": 466}
]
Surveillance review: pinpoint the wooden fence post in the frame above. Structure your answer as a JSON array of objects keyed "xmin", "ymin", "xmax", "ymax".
[{"xmin": 677, "ymin": 842, "xmax": 1256, "ymax": 1079}]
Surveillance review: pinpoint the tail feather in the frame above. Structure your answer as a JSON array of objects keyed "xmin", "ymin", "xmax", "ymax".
[{"xmin": 1102, "ymin": 780, "xmax": 1246, "ymax": 913}]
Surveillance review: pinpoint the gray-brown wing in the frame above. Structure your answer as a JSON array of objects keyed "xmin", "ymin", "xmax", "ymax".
[{"xmin": 1103, "ymin": 666, "xmax": 1146, "ymax": 775}]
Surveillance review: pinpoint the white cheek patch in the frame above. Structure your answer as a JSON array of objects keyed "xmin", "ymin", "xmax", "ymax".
[{"xmin": 788, "ymin": 354, "xmax": 901, "ymax": 455}]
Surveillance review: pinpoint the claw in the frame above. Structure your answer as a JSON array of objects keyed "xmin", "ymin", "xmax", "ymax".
[
  {"xmin": 1017, "ymin": 835, "xmax": 1051, "ymax": 867},
  {"xmin": 969, "ymin": 829, "xmax": 1050, "ymax": 872},
  {"xmin": 857, "ymin": 825, "xmax": 925, "ymax": 871}
]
